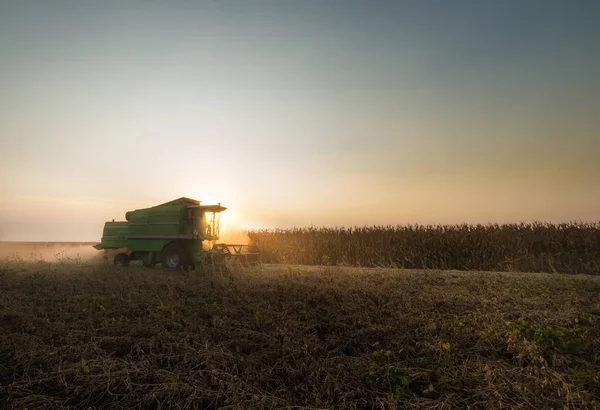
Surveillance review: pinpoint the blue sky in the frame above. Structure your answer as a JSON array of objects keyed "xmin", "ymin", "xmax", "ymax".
[{"xmin": 0, "ymin": 0, "xmax": 599, "ymax": 240}]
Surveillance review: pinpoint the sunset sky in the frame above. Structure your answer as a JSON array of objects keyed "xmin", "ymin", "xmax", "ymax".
[{"xmin": 1, "ymin": 0, "xmax": 599, "ymax": 241}]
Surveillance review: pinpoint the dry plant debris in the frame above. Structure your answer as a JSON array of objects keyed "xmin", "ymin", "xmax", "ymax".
[{"xmin": 0, "ymin": 262, "xmax": 599, "ymax": 409}]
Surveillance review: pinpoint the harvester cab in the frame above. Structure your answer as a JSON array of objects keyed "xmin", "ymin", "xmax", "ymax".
[
  {"xmin": 93, "ymin": 197, "xmax": 259, "ymax": 271},
  {"xmin": 189, "ymin": 203, "xmax": 223, "ymax": 241}
]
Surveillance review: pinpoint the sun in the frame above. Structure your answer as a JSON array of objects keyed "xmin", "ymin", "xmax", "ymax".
[{"xmin": 200, "ymin": 195, "xmax": 219, "ymax": 205}]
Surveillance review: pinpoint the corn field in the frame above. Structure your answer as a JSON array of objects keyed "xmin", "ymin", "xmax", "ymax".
[{"xmin": 248, "ymin": 222, "xmax": 600, "ymax": 274}]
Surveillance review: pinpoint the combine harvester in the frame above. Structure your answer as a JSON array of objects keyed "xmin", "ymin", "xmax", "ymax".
[{"xmin": 93, "ymin": 197, "xmax": 260, "ymax": 272}]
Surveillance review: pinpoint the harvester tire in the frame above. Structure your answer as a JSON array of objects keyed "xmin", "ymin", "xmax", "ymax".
[
  {"xmin": 161, "ymin": 244, "xmax": 186, "ymax": 269},
  {"xmin": 114, "ymin": 253, "xmax": 130, "ymax": 266}
]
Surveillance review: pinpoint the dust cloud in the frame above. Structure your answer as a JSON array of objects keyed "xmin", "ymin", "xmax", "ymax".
[
  {"xmin": 218, "ymin": 230, "xmax": 251, "ymax": 245},
  {"xmin": 0, "ymin": 230, "xmax": 253, "ymax": 264},
  {"xmin": 0, "ymin": 232, "xmax": 253, "ymax": 264},
  {"xmin": 0, "ymin": 242, "xmax": 107, "ymax": 263}
]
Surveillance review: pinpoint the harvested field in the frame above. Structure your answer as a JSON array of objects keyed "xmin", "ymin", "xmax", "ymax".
[{"xmin": 1, "ymin": 262, "xmax": 599, "ymax": 409}]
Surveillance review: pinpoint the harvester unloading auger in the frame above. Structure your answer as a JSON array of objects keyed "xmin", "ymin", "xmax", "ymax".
[{"xmin": 93, "ymin": 197, "xmax": 260, "ymax": 272}]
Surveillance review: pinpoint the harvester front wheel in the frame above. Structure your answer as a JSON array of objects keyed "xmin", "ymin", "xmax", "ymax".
[
  {"xmin": 114, "ymin": 253, "xmax": 130, "ymax": 266},
  {"xmin": 161, "ymin": 244, "xmax": 186, "ymax": 269}
]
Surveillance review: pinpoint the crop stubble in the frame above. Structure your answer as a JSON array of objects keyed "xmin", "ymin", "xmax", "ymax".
[{"xmin": 0, "ymin": 262, "xmax": 599, "ymax": 409}]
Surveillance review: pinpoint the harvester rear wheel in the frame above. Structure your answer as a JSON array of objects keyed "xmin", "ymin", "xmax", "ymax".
[
  {"xmin": 114, "ymin": 253, "xmax": 130, "ymax": 266},
  {"xmin": 161, "ymin": 244, "xmax": 186, "ymax": 269}
]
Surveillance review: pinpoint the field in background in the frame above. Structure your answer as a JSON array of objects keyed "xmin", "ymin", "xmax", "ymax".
[
  {"xmin": 1, "ymin": 262, "xmax": 599, "ymax": 409},
  {"xmin": 249, "ymin": 222, "xmax": 600, "ymax": 275}
]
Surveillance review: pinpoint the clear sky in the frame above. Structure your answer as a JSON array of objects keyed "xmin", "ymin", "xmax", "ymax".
[{"xmin": 1, "ymin": 0, "xmax": 599, "ymax": 241}]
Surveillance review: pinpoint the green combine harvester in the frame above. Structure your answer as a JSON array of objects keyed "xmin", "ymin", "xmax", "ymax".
[{"xmin": 93, "ymin": 197, "xmax": 260, "ymax": 271}]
